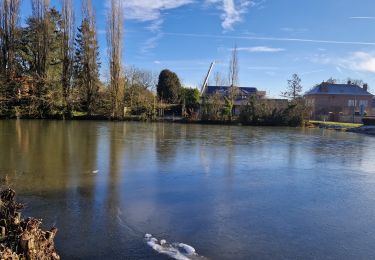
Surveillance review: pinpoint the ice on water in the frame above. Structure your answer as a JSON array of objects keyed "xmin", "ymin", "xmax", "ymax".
[{"xmin": 145, "ymin": 234, "xmax": 205, "ymax": 260}]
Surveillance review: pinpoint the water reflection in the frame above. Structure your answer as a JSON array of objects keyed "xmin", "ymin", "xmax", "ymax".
[{"xmin": 1, "ymin": 120, "xmax": 375, "ymax": 259}]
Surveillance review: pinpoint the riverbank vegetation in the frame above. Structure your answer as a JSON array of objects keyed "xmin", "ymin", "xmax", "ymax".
[
  {"xmin": 0, "ymin": 0, "xmax": 308, "ymax": 126},
  {"xmin": 0, "ymin": 186, "xmax": 59, "ymax": 259}
]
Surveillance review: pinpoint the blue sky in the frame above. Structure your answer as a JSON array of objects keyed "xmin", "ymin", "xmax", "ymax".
[{"xmin": 20, "ymin": 0, "xmax": 375, "ymax": 97}]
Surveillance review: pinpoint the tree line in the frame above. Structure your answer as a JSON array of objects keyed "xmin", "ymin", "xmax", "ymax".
[
  {"xmin": 0, "ymin": 0, "xmax": 149, "ymax": 118},
  {"xmin": 0, "ymin": 0, "xmax": 201, "ymax": 120},
  {"xmin": 0, "ymin": 0, "xmax": 308, "ymax": 125}
]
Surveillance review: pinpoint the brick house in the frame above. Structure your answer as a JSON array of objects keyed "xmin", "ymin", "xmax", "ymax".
[{"xmin": 305, "ymin": 82, "xmax": 374, "ymax": 122}]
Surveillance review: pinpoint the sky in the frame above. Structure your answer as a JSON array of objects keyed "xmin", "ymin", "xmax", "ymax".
[{"xmin": 19, "ymin": 0, "xmax": 375, "ymax": 97}]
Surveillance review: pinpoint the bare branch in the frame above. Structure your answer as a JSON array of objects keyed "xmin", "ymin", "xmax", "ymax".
[
  {"xmin": 0, "ymin": 0, "xmax": 21, "ymax": 79},
  {"xmin": 61, "ymin": 0, "xmax": 75, "ymax": 113}
]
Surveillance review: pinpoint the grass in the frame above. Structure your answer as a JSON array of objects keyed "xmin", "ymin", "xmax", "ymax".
[
  {"xmin": 309, "ymin": 120, "xmax": 362, "ymax": 128},
  {"xmin": 72, "ymin": 111, "xmax": 88, "ymax": 117}
]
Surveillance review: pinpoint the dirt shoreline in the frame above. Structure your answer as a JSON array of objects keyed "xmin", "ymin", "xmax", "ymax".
[
  {"xmin": 0, "ymin": 188, "xmax": 60, "ymax": 260},
  {"xmin": 347, "ymin": 126, "xmax": 375, "ymax": 136}
]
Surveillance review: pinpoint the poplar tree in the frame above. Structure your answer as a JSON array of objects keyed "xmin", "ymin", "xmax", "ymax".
[
  {"xmin": 0, "ymin": 0, "xmax": 21, "ymax": 114},
  {"xmin": 74, "ymin": 0, "xmax": 100, "ymax": 115},
  {"xmin": 0, "ymin": 0, "xmax": 21, "ymax": 80},
  {"xmin": 61, "ymin": 0, "xmax": 75, "ymax": 115},
  {"xmin": 107, "ymin": 0, "xmax": 124, "ymax": 118},
  {"xmin": 31, "ymin": 0, "xmax": 50, "ymax": 82},
  {"xmin": 227, "ymin": 45, "xmax": 239, "ymax": 119}
]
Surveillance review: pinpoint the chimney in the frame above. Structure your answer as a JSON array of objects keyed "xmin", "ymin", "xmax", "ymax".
[
  {"xmin": 363, "ymin": 84, "xmax": 368, "ymax": 92},
  {"xmin": 347, "ymin": 80, "xmax": 352, "ymax": 85}
]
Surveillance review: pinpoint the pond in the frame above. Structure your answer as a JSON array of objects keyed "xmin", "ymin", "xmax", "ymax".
[{"xmin": 1, "ymin": 120, "xmax": 375, "ymax": 259}]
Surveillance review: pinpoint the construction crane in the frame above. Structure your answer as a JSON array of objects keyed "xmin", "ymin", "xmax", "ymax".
[{"xmin": 200, "ymin": 61, "xmax": 216, "ymax": 96}]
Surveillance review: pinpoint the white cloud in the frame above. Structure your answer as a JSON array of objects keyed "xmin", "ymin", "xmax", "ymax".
[
  {"xmin": 164, "ymin": 32, "xmax": 375, "ymax": 46},
  {"xmin": 121, "ymin": 0, "xmax": 193, "ymax": 52},
  {"xmin": 236, "ymin": 46, "xmax": 285, "ymax": 52},
  {"xmin": 146, "ymin": 19, "xmax": 164, "ymax": 33},
  {"xmin": 350, "ymin": 17, "xmax": 375, "ymax": 20},
  {"xmin": 124, "ymin": 0, "xmax": 193, "ymax": 22},
  {"xmin": 121, "ymin": 0, "xmax": 261, "ymax": 51},
  {"xmin": 310, "ymin": 52, "xmax": 375, "ymax": 74},
  {"xmin": 141, "ymin": 33, "xmax": 163, "ymax": 53},
  {"xmin": 339, "ymin": 52, "xmax": 375, "ymax": 73},
  {"xmin": 206, "ymin": 0, "xmax": 253, "ymax": 30}
]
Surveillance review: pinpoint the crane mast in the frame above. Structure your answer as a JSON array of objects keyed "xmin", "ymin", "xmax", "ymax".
[{"xmin": 200, "ymin": 62, "xmax": 216, "ymax": 95}]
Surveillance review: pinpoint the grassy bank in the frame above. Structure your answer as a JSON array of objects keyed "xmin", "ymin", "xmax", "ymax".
[{"xmin": 309, "ymin": 120, "xmax": 362, "ymax": 129}]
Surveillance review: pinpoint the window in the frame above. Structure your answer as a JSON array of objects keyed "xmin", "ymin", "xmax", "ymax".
[
  {"xmin": 306, "ymin": 98, "xmax": 315, "ymax": 106},
  {"xmin": 359, "ymin": 100, "xmax": 368, "ymax": 107},
  {"xmin": 348, "ymin": 100, "xmax": 355, "ymax": 107}
]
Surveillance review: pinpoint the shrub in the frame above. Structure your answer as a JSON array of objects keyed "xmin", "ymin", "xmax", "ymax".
[{"xmin": 239, "ymin": 97, "xmax": 307, "ymax": 127}]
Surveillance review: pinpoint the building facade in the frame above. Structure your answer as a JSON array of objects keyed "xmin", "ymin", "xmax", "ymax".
[{"xmin": 305, "ymin": 82, "xmax": 374, "ymax": 122}]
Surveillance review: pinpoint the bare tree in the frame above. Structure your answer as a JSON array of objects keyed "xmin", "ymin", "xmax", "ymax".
[
  {"xmin": 228, "ymin": 45, "xmax": 239, "ymax": 87},
  {"xmin": 227, "ymin": 45, "xmax": 239, "ymax": 119},
  {"xmin": 124, "ymin": 66, "xmax": 157, "ymax": 110},
  {"xmin": 61, "ymin": 0, "xmax": 74, "ymax": 114},
  {"xmin": 326, "ymin": 77, "xmax": 337, "ymax": 84},
  {"xmin": 213, "ymin": 71, "xmax": 228, "ymax": 86},
  {"xmin": 282, "ymin": 73, "xmax": 303, "ymax": 100},
  {"xmin": 125, "ymin": 66, "xmax": 156, "ymax": 90},
  {"xmin": 346, "ymin": 78, "xmax": 366, "ymax": 87},
  {"xmin": 31, "ymin": 0, "xmax": 50, "ymax": 81},
  {"xmin": 107, "ymin": 0, "xmax": 124, "ymax": 118},
  {"xmin": 0, "ymin": 0, "xmax": 21, "ymax": 80}
]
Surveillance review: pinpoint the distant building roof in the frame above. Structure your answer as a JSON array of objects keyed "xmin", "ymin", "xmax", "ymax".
[
  {"xmin": 306, "ymin": 83, "xmax": 373, "ymax": 97},
  {"xmin": 205, "ymin": 86, "xmax": 258, "ymax": 96}
]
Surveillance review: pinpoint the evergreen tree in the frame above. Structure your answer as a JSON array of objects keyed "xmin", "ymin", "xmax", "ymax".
[
  {"xmin": 20, "ymin": 7, "xmax": 63, "ymax": 117},
  {"xmin": 157, "ymin": 69, "xmax": 182, "ymax": 104},
  {"xmin": 74, "ymin": 16, "xmax": 100, "ymax": 115}
]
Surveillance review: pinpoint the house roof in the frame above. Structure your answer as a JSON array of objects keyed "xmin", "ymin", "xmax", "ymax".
[
  {"xmin": 205, "ymin": 86, "xmax": 258, "ymax": 95},
  {"xmin": 306, "ymin": 83, "xmax": 373, "ymax": 96}
]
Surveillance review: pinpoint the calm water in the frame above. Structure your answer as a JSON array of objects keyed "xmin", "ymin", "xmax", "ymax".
[{"xmin": 1, "ymin": 120, "xmax": 375, "ymax": 259}]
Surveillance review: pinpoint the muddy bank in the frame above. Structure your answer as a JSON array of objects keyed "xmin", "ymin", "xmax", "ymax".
[
  {"xmin": 0, "ymin": 188, "xmax": 59, "ymax": 259},
  {"xmin": 348, "ymin": 126, "xmax": 375, "ymax": 136}
]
